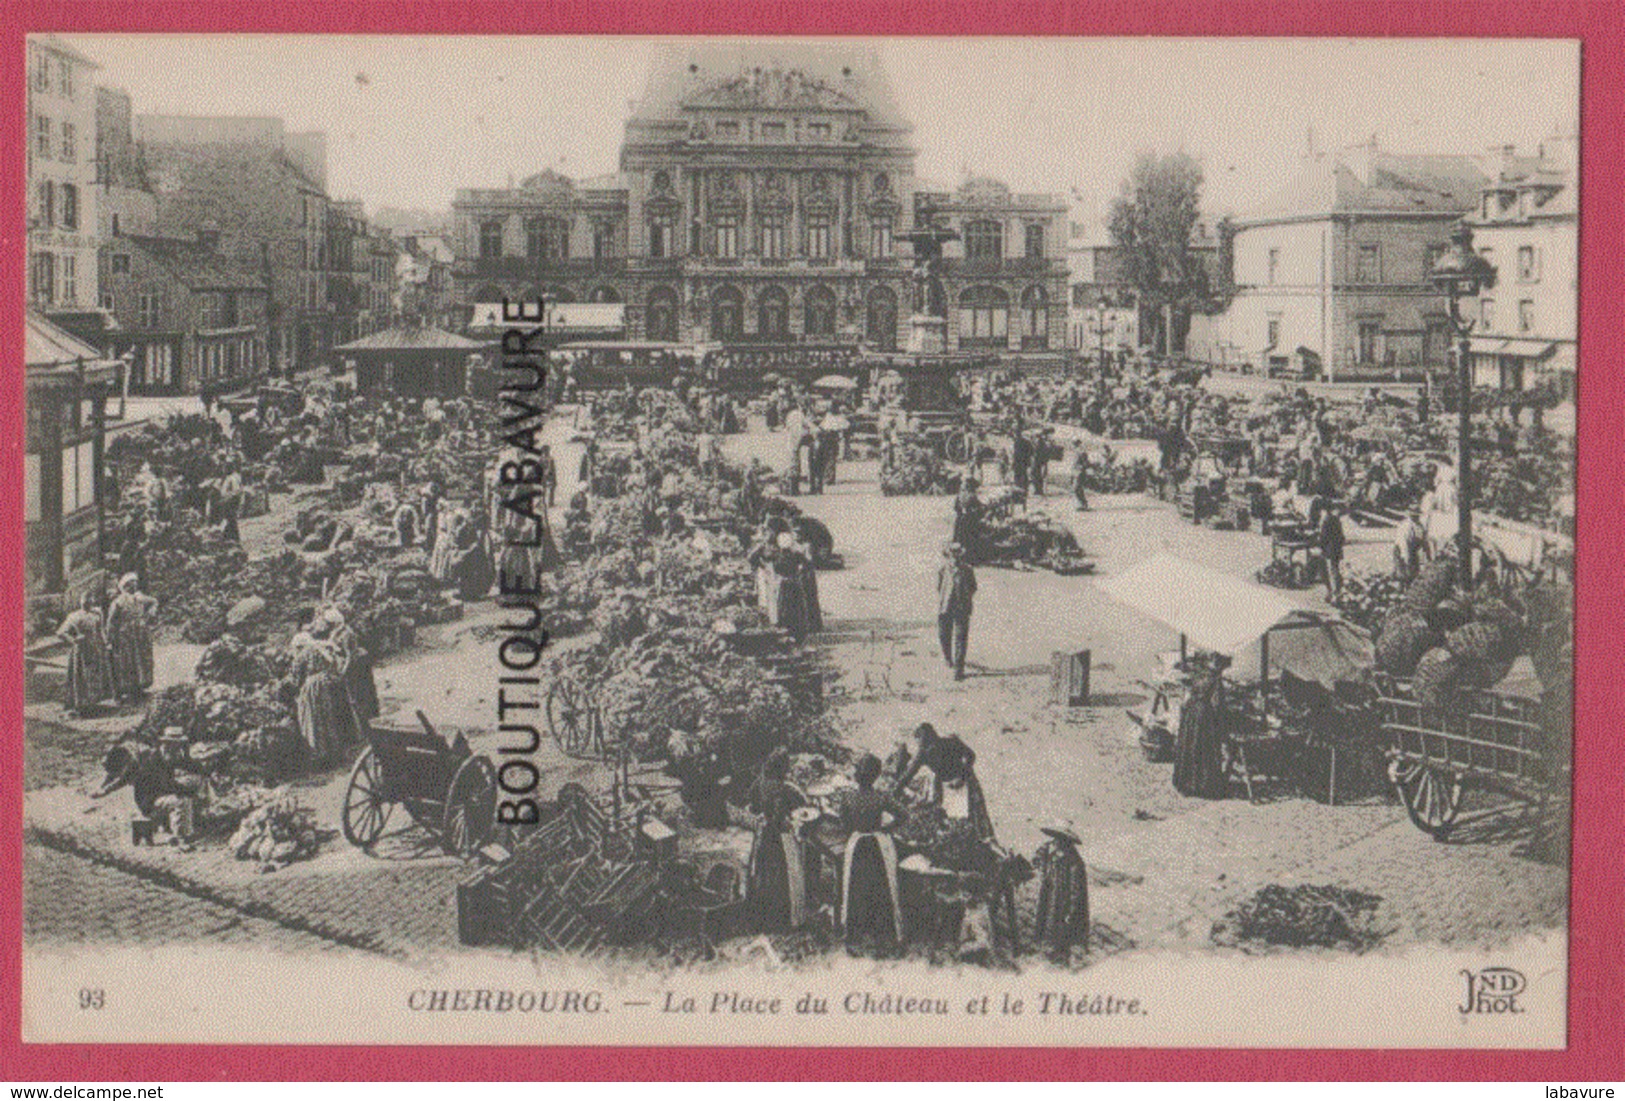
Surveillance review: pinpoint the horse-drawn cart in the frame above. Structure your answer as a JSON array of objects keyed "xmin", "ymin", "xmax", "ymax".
[
  {"xmin": 1377, "ymin": 679, "xmax": 1568, "ymax": 840},
  {"xmin": 342, "ymin": 710, "xmax": 499, "ymax": 858}
]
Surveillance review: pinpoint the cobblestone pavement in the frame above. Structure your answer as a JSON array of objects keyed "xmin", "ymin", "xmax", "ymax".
[
  {"xmin": 21, "ymin": 416, "xmax": 1567, "ymax": 960},
  {"xmin": 24, "ymin": 841, "xmax": 344, "ymax": 953}
]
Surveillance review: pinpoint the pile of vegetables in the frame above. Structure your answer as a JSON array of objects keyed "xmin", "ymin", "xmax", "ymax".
[
  {"xmin": 880, "ymin": 439, "xmax": 958, "ymax": 497},
  {"xmin": 1331, "ymin": 570, "xmax": 1407, "ymax": 632},
  {"xmin": 1371, "ymin": 557, "xmax": 1572, "ymax": 713},
  {"xmin": 1082, "ymin": 457, "xmax": 1157, "ymax": 495},
  {"xmin": 978, "ymin": 514, "xmax": 1094, "ymax": 575},
  {"xmin": 894, "ymin": 803, "xmax": 994, "ymax": 875},
  {"xmin": 228, "ymin": 790, "xmax": 323, "ymax": 871},
  {"xmin": 1210, "ymin": 883, "xmax": 1385, "ymax": 951},
  {"xmin": 134, "ymin": 679, "xmax": 306, "ymax": 785}
]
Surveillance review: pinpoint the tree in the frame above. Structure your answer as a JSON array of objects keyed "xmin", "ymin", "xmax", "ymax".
[{"xmin": 1108, "ymin": 152, "xmax": 1209, "ymax": 356}]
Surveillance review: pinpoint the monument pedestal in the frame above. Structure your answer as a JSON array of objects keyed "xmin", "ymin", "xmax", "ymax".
[{"xmin": 907, "ymin": 313, "xmax": 948, "ymax": 354}]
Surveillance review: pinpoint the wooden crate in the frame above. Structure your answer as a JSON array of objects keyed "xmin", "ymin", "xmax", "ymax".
[{"xmin": 1050, "ymin": 649, "xmax": 1091, "ymax": 707}]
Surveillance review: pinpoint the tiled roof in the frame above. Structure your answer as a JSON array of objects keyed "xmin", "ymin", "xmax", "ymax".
[
  {"xmin": 1243, "ymin": 150, "xmax": 1486, "ymax": 220},
  {"xmin": 334, "ymin": 326, "xmax": 484, "ymax": 352},
  {"xmin": 27, "ymin": 310, "xmax": 110, "ymax": 368},
  {"xmin": 120, "ymin": 235, "xmax": 267, "ymax": 292}
]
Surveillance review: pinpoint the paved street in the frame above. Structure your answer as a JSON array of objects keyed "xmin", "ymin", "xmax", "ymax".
[
  {"xmin": 21, "ymin": 414, "xmax": 1566, "ymax": 959},
  {"xmin": 24, "ymin": 841, "xmax": 345, "ymax": 954}
]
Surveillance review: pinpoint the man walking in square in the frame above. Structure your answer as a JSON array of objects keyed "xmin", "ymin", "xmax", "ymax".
[{"xmin": 937, "ymin": 542, "xmax": 977, "ymax": 682}]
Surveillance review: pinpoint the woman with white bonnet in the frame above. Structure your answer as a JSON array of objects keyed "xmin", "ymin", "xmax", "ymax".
[{"xmin": 105, "ymin": 573, "xmax": 158, "ymax": 703}]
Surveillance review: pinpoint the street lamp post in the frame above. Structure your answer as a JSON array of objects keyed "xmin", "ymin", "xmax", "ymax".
[
  {"xmin": 1427, "ymin": 223, "xmax": 1498, "ymax": 592},
  {"xmin": 1091, "ymin": 297, "xmax": 1112, "ymax": 376}
]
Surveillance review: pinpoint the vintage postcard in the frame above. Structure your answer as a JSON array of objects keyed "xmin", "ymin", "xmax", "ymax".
[{"xmin": 19, "ymin": 33, "xmax": 1579, "ymax": 1049}]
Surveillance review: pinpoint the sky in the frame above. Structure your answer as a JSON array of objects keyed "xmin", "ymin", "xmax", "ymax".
[{"xmin": 61, "ymin": 35, "xmax": 1579, "ymax": 223}]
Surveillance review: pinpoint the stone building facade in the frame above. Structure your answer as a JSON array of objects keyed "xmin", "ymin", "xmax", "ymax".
[
  {"xmin": 99, "ymin": 231, "xmax": 270, "ymax": 396},
  {"xmin": 1463, "ymin": 137, "xmax": 1577, "ymax": 399},
  {"xmin": 452, "ymin": 44, "xmax": 1067, "ymax": 365},
  {"xmin": 132, "ymin": 114, "xmax": 334, "ymax": 373},
  {"xmin": 1188, "ymin": 140, "xmax": 1487, "ymax": 379},
  {"xmin": 27, "ymin": 37, "xmax": 101, "ymax": 314}
]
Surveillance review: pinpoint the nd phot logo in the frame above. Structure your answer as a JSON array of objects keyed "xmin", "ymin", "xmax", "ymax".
[{"xmin": 1459, "ymin": 967, "xmax": 1526, "ymax": 1015}]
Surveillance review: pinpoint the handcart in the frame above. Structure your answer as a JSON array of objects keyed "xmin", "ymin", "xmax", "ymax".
[
  {"xmin": 1377, "ymin": 678, "xmax": 1568, "ymax": 840},
  {"xmin": 341, "ymin": 710, "xmax": 498, "ymax": 858}
]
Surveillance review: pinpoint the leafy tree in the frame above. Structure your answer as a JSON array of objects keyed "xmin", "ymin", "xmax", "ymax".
[{"xmin": 1109, "ymin": 152, "xmax": 1209, "ymax": 355}]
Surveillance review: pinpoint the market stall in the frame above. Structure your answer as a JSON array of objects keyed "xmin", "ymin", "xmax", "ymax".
[{"xmin": 1097, "ymin": 554, "xmax": 1376, "ymax": 802}]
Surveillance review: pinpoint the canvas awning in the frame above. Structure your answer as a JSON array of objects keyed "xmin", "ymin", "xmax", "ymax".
[
  {"xmin": 468, "ymin": 301, "xmax": 625, "ymax": 333},
  {"xmin": 1467, "ymin": 337, "xmax": 1556, "ymax": 360},
  {"xmin": 1094, "ymin": 553, "xmax": 1372, "ymax": 687},
  {"xmin": 1095, "ymin": 554, "xmax": 1302, "ymax": 655}
]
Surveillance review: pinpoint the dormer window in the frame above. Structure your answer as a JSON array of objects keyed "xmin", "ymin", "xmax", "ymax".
[{"xmin": 760, "ymin": 121, "xmax": 786, "ymax": 141}]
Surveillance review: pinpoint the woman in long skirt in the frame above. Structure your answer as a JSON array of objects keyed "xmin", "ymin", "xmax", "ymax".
[
  {"xmin": 840, "ymin": 754, "xmax": 907, "ymax": 953},
  {"xmin": 58, "ymin": 592, "xmax": 113, "ymax": 717},
  {"xmin": 104, "ymin": 573, "xmax": 157, "ymax": 703},
  {"xmin": 1172, "ymin": 655, "xmax": 1231, "ymax": 799},
  {"xmin": 326, "ymin": 608, "xmax": 379, "ymax": 723},
  {"xmin": 290, "ymin": 620, "xmax": 360, "ymax": 767},
  {"xmin": 745, "ymin": 749, "xmax": 812, "ymax": 932}
]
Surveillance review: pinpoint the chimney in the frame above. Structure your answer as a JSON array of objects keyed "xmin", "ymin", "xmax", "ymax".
[
  {"xmin": 1538, "ymin": 134, "xmax": 1577, "ymax": 174},
  {"xmin": 1485, "ymin": 143, "xmax": 1519, "ymax": 181}
]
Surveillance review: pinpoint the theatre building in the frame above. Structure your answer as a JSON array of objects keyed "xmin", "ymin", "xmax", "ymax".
[{"xmin": 452, "ymin": 43, "xmax": 1067, "ymax": 369}]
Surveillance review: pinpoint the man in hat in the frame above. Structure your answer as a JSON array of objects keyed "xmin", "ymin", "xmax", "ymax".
[
  {"xmin": 537, "ymin": 443, "xmax": 558, "ymax": 509},
  {"xmin": 1318, "ymin": 498, "xmax": 1346, "ymax": 601},
  {"xmin": 937, "ymin": 542, "xmax": 977, "ymax": 681},
  {"xmin": 951, "ymin": 478, "xmax": 984, "ymax": 560},
  {"xmin": 1071, "ymin": 445, "xmax": 1091, "ymax": 512},
  {"xmin": 152, "ymin": 727, "xmax": 207, "ymax": 847},
  {"xmin": 1034, "ymin": 825, "xmax": 1090, "ymax": 962}
]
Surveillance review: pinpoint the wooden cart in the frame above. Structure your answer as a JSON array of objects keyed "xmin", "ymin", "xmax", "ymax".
[
  {"xmin": 341, "ymin": 710, "xmax": 498, "ymax": 858},
  {"xmin": 1377, "ymin": 679, "xmax": 1567, "ymax": 840}
]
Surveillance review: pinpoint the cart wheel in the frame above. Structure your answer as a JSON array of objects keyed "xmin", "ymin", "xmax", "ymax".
[
  {"xmin": 341, "ymin": 747, "xmax": 394, "ymax": 850},
  {"xmin": 442, "ymin": 755, "xmax": 497, "ymax": 859},
  {"xmin": 1394, "ymin": 760, "xmax": 1462, "ymax": 839},
  {"xmin": 944, "ymin": 430, "xmax": 970, "ymax": 465},
  {"xmin": 547, "ymin": 676, "xmax": 603, "ymax": 759}
]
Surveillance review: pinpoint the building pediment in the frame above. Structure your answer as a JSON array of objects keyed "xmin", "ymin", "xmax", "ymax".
[
  {"xmin": 519, "ymin": 169, "xmax": 576, "ymax": 200},
  {"xmin": 689, "ymin": 67, "xmax": 860, "ymax": 112}
]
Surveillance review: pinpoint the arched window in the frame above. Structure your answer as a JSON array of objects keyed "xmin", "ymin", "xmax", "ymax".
[
  {"xmin": 714, "ymin": 213, "xmax": 740, "ymax": 259},
  {"xmin": 964, "ymin": 219, "xmax": 1003, "ymax": 262},
  {"xmin": 712, "ymin": 285, "xmax": 743, "ymax": 341},
  {"xmin": 479, "ymin": 220, "xmax": 504, "ymax": 260},
  {"xmin": 804, "ymin": 286, "xmax": 838, "ymax": 338},
  {"xmin": 588, "ymin": 285, "xmax": 621, "ymax": 303},
  {"xmin": 865, "ymin": 285, "xmax": 898, "ymax": 351},
  {"xmin": 1020, "ymin": 285, "xmax": 1049, "ymax": 349},
  {"xmin": 958, "ymin": 286, "xmax": 1009, "ymax": 347},
  {"xmin": 646, "ymin": 286, "xmax": 679, "ymax": 342},
  {"xmin": 758, "ymin": 285, "xmax": 789, "ymax": 340},
  {"xmin": 526, "ymin": 217, "xmax": 569, "ymax": 261},
  {"xmin": 760, "ymin": 212, "xmax": 787, "ymax": 260},
  {"xmin": 806, "ymin": 214, "xmax": 833, "ymax": 262},
  {"xmin": 652, "ymin": 169, "xmax": 672, "ymax": 193},
  {"xmin": 648, "ymin": 213, "xmax": 673, "ymax": 258}
]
